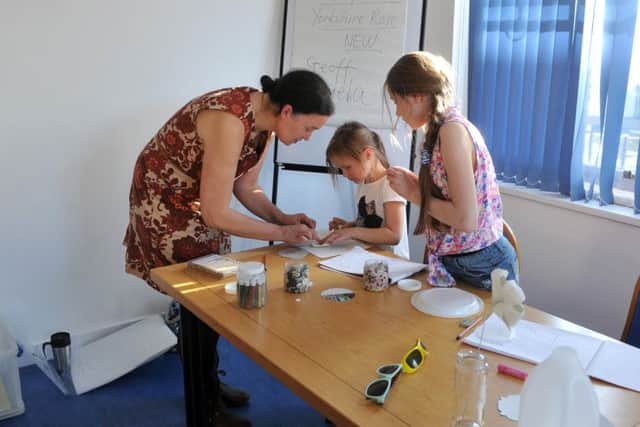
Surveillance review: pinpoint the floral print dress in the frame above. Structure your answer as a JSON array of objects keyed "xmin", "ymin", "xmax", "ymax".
[
  {"xmin": 123, "ymin": 87, "xmax": 269, "ymax": 291},
  {"xmin": 425, "ymin": 107, "xmax": 503, "ymax": 287}
]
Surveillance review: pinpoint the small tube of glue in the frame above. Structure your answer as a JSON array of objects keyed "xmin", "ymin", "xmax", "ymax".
[{"xmin": 497, "ymin": 363, "xmax": 528, "ymax": 381}]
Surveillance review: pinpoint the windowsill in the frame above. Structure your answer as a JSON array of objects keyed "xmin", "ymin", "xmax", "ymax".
[{"xmin": 499, "ymin": 182, "xmax": 640, "ymax": 228}]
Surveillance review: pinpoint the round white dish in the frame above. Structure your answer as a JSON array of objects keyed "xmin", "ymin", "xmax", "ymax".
[
  {"xmin": 397, "ymin": 278, "xmax": 422, "ymax": 292},
  {"xmin": 224, "ymin": 282, "xmax": 237, "ymax": 295},
  {"xmin": 411, "ymin": 288, "xmax": 483, "ymax": 318}
]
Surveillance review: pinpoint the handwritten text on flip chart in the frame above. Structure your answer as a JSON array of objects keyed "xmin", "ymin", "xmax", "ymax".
[{"xmin": 290, "ymin": 0, "xmax": 408, "ymax": 128}]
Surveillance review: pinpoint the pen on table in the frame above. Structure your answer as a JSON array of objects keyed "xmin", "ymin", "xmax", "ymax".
[
  {"xmin": 497, "ymin": 363, "xmax": 528, "ymax": 381},
  {"xmin": 262, "ymin": 254, "xmax": 267, "ymax": 270},
  {"xmin": 455, "ymin": 316, "xmax": 483, "ymax": 341}
]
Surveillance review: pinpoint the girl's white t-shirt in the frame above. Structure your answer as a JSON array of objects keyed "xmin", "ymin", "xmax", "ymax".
[{"xmin": 354, "ymin": 176, "xmax": 410, "ymax": 259}]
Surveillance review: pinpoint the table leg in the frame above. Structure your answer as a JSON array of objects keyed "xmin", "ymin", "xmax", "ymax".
[{"xmin": 180, "ymin": 305, "xmax": 212, "ymax": 427}]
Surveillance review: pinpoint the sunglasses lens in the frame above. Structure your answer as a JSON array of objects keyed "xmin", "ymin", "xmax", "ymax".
[
  {"xmin": 379, "ymin": 364, "xmax": 399, "ymax": 375},
  {"xmin": 406, "ymin": 349, "xmax": 423, "ymax": 368},
  {"xmin": 366, "ymin": 379, "xmax": 389, "ymax": 397}
]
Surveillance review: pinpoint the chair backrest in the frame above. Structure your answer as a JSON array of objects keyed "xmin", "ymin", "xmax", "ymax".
[
  {"xmin": 502, "ymin": 219, "xmax": 521, "ymax": 271},
  {"xmin": 622, "ymin": 276, "xmax": 640, "ymax": 348}
]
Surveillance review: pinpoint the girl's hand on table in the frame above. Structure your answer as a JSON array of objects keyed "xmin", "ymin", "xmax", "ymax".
[
  {"xmin": 328, "ymin": 217, "xmax": 350, "ymax": 231},
  {"xmin": 318, "ymin": 228, "xmax": 353, "ymax": 245}
]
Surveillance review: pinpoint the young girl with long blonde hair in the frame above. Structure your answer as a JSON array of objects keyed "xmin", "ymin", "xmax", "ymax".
[{"xmin": 322, "ymin": 121, "xmax": 410, "ymax": 259}]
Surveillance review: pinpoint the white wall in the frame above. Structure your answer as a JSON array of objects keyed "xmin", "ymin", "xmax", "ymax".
[
  {"xmin": 502, "ymin": 191, "xmax": 640, "ymax": 338},
  {"xmin": 0, "ymin": 0, "xmax": 282, "ymax": 360}
]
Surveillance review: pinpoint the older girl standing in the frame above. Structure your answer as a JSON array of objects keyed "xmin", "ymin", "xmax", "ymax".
[{"xmin": 385, "ymin": 52, "xmax": 517, "ymax": 289}]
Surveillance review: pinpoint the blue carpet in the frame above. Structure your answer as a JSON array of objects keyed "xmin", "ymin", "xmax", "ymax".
[{"xmin": 2, "ymin": 338, "xmax": 327, "ymax": 427}]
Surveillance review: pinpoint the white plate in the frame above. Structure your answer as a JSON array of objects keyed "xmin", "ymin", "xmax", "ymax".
[
  {"xmin": 411, "ymin": 288, "xmax": 483, "ymax": 318},
  {"xmin": 397, "ymin": 278, "xmax": 422, "ymax": 292},
  {"xmin": 278, "ymin": 247, "xmax": 308, "ymax": 259}
]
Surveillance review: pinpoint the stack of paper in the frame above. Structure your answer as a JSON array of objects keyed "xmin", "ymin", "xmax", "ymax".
[
  {"xmin": 464, "ymin": 314, "xmax": 640, "ymax": 392},
  {"xmin": 319, "ymin": 246, "xmax": 426, "ymax": 283}
]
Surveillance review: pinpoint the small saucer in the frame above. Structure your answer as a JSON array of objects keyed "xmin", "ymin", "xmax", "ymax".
[
  {"xmin": 224, "ymin": 282, "xmax": 237, "ymax": 295},
  {"xmin": 397, "ymin": 279, "xmax": 422, "ymax": 292}
]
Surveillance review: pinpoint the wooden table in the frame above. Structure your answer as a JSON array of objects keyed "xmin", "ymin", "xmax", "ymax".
[{"xmin": 151, "ymin": 245, "xmax": 640, "ymax": 427}]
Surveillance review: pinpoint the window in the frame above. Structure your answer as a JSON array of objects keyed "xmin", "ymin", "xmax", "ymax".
[
  {"xmin": 583, "ymin": 0, "xmax": 640, "ymax": 208},
  {"xmin": 468, "ymin": 0, "xmax": 640, "ymax": 212}
]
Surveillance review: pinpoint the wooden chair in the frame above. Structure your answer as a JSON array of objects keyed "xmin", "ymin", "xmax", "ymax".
[
  {"xmin": 502, "ymin": 219, "xmax": 521, "ymax": 271},
  {"xmin": 622, "ymin": 276, "xmax": 640, "ymax": 348}
]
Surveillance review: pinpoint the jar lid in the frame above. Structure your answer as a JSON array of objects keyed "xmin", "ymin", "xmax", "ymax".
[{"xmin": 237, "ymin": 261, "xmax": 265, "ymax": 277}]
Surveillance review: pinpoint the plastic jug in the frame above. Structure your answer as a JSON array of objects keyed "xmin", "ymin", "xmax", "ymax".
[{"xmin": 519, "ymin": 346, "xmax": 599, "ymax": 427}]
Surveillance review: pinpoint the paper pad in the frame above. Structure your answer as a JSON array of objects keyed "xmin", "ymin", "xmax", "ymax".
[{"xmin": 464, "ymin": 314, "xmax": 640, "ymax": 392}]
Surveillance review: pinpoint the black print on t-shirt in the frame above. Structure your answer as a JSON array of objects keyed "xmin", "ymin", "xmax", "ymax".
[{"xmin": 355, "ymin": 196, "xmax": 383, "ymax": 228}]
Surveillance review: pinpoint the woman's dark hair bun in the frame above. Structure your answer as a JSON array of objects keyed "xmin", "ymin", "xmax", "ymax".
[
  {"xmin": 260, "ymin": 75, "xmax": 278, "ymax": 93},
  {"xmin": 260, "ymin": 69, "xmax": 334, "ymax": 116}
]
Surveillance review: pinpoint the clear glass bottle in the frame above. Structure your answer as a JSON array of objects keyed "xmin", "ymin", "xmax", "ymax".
[
  {"xmin": 451, "ymin": 349, "xmax": 488, "ymax": 427},
  {"xmin": 236, "ymin": 261, "xmax": 266, "ymax": 309}
]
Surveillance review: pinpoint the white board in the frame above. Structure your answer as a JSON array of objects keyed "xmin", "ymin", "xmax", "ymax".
[{"xmin": 278, "ymin": 0, "xmax": 425, "ymax": 167}]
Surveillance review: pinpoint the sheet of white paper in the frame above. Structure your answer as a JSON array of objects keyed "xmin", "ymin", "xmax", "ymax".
[
  {"xmin": 465, "ymin": 314, "xmax": 602, "ymax": 368},
  {"xmin": 465, "ymin": 314, "xmax": 640, "ymax": 392},
  {"xmin": 587, "ymin": 340, "xmax": 640, "ymax": 392},
  {"xmin": 70, "ymin": 315, "xmax": 176, "ymax": 394},
  {"xmin": 497, "ymin": 394, "xmax": 520, "ymax": 421},
  {"xmin": 319, "ymin": 246, "xmax": 426, "ymax": 283}
]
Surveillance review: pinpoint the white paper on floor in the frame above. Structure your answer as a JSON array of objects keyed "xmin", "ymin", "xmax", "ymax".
[
  {"xmin": 0, "ymin": 379, "xmax": 10, "ymax": 412},
  {"xmin": 70, "ymin": 315, "xmax": 176, "ymax": 394}
]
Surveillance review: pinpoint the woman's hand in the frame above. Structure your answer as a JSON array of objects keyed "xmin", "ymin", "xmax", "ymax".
[
  {"xmin": 386, "ymin": 167, "xmax": 421, "ymax": 204},
  {"xmin": 281, "ymin": 224, "xmax": 316, "ymax": 244},
  {"xmin": 279, "ymin": 213, "xmax": 316, "ymax": 229}
]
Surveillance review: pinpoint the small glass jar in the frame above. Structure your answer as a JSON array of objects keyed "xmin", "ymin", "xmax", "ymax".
[
  {"xmin": 236, "ymin": 261, "xmax": 266, "ymax": 309},
  {"xmin": 363, "ymin": 259, "xmax": 389, "ymax": 292},
  {"xmin": 451, "ymin": 349, "xmax": 488, "ymax": 427},
  {"xmin": 284, "ymin": 262, "xmax": 311, "ymax": 293}
]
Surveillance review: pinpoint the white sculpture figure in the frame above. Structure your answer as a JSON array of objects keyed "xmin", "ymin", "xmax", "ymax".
[
  {"xmin": 483, "ymin": 268, "xmax": 525, "ymax": 343},
  {"xmin": 519, "ymin": 346, "xmax": 600, "ymax": 427}
]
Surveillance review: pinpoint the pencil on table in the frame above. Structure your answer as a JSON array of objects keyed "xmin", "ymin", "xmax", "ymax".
[{"xmin": 456, "ymin": 316, "xmax": 483, "ymax": 341}]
